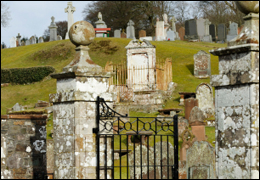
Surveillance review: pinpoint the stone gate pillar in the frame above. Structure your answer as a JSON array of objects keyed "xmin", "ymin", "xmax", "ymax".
[
  {"xmin": 209, "ymin": 2, "xmax": 259, "ymax": 179},
  {"xmin": 49, "ymin": 21, "xmax": 113, "ymax": 179}
]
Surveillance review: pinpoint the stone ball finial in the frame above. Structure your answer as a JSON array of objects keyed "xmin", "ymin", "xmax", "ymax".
[
  {"xmin": 235, "ymin": 1, "xmax": 259, "ymax": 15},
  {"xmin": 69, "ymin": 21, "xmax": 95, "ymax": 47}
]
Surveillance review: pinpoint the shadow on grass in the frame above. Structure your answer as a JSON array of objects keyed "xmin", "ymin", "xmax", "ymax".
[{"xmin": 186, "ymin": 64, "xmax": 194, "ymax": 75}]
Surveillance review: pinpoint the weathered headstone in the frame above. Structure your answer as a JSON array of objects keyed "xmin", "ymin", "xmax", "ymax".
[
  {"xmin": 184, "ymin": 19, "xmax": 198, "ymax": 40},
  {"xmin": 196, "ymin": 83, "xmax": 214, "ymax": 118},
  {"xmin": 21, "ymin": 40, "xmax": 25, "ymax": 46},
  {"xmin": 10, "ymin": 37, "xmax": 16, "ymax": 48},
  {"xmin": 209, "ymin": 24, "xmax": 216, "ymax": 41},
  {"xmin": 126, "ymin": 20, "xmax": 135, "ymax": 39},
  {"xmin": 186, "ymin": 141, "xmax": 216, "ymax": 179},
  {"xmin": 166, "ymin": 30, "xmax": 175, "ymax": 41},
  {"xmin": 196, "ymin": 18, "xmax": 206, "ymax": 40},
  {"xmin": 114, "ymin": 29, "xmax": 121, "ymax": 38},
  {"xmin": 163, "ymin": 14, "xmax": 170, "ymax": 40},
  {"xmin": 171, "ymin": 16, "xmax": 180, "ymax": 40},
  {"xmin": 139, "ymin": 30, "xmax": 146, "ymax": 38},
  {"xmin": 193, "ymin": 50, "xmax": 211, "ymax": 78},
  {"xmin": 48, "ymin": 16, "xmax": 58, "ymax": 41},
  {"xmin": 16, "ymin": 33, "xmax": 21, "ymax": 46},
  {"xmin": 128, "ymin": 142, "xmax": 174, "ymax": 179},
  {"xmin": 25, "ymin": 40, "xmax": 30, "ymax": 46},
  {"xmin": 227, "ymin": 21, "xmax": 238, "ymax": 41},
  {"xmin": 156, "ymin": 21, "xmax": 165, "ymax": 41},
  {"xmin": 38, "ymin": 37, "xmax": 44, "ymax": 43},
  {"xmin": 95, "ymin": 12, "xmax": 108, "ymax": 37},
  {"xmin": 30, "ymin": 36, "xmax": 36, "ymax": 44},
  {"xmin": 57, "ymin": 35, "xmax": 62, "ymax": 40},
  {"xmin": 64, "ymin": 2, "xmax": 76, "ymax": 39},
  {"xmin": 217, "ymin": 23, "xmax": 226, "ymax": 42},
  {"xmin": 121, "ymin": 32, "xmax": 126, "ymax": 38},
  {"xmin": 178, "ymin": 27, "xmax": 185, "ymax": 40},
  {"xmin": 12, "ymin": 103, "xmax": 24, "ymax": 112}
]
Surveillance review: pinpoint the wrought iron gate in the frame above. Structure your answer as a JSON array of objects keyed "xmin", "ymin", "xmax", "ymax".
[{"xmin": 94, "ymin": 96, "xmax": 178, "ymax": 179}]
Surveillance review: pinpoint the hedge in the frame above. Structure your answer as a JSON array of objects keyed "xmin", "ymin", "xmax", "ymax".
[{"xmin": 1, "ymin": 66, "xmax": 55, "ymax": 84}]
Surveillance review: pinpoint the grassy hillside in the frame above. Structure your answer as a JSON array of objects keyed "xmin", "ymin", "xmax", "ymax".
[{"xmin": 1, "ymin": 38, "xmax": 226, "ymax": 115}]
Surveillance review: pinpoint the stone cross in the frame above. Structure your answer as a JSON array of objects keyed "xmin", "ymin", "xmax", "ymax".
[
  {"xmin": 204, "ymin": 19, "xmax": 211, "ymax": 35},
  {"xmin": 65, "ymin": 2, "xmax": 76, "ymax": 39},
  {"xmin": 163, "ymin": 13, "xmax": 168, "ymax": 24},
  {"xmin": 171, "ymin": 16, "xmax": 177, "ymax": 32},
  {"xmin": 98, "ymin": 12, "xmax": 102, "ymax": 21},
  {"xmin": 16, "ymin": 33, "xmax": 22, "ymax": 46}
]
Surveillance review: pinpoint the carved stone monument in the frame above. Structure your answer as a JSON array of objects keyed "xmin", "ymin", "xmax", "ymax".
[
  {"xmin": 48, "ymin": 16, "xmax": 58, "ymax": 41},
  {"xmin": 16, "ymin": 33, "xmax": 21, "ymax": 46},
  {"xmin": 126, "ymin": 20, "xmax": 135, "ymax": 39},
  {"xmin": 95, "ymin": 12, "xmax": 108, "ymax": 37},
  {"xmin": 193, "ymin": 50, "xmax": 211, "ymax": 78},
  {"xmin": 10, "ymin": 37, "xmax": 16, "ymax": 48},
  {"xmin": 65, "ymin": 2, "xmax": 76, "ymax": 39}
]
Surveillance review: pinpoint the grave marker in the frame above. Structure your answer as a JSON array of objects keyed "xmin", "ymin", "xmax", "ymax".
[
  {"xmin": 114, "ymin": 29, "xmax": 121, "ymax": 38},
  {"xmin": 227, "ymin": 21, "xmax": 238, "ymax": 41},
  {"xmin": 95, "ymin": 12, "xmax": 108, "ymax": 37},
  {"xmin": 38, "ymin": 37, "xmax": 44, "ymax": 43},
  {"xmin": 217, "ymin": 23, "xmax": 226, "ymax": 42},
  {"xmin": 126, "ymin": 20, "xmax": 135, "ymax": 39},
  {"xmin": 156, "ymin": 21, "xmax": 165, "ymax": 41},
  {"xmin": 184, "ymin": 19, "xmax": 198, "ymax": 40},
  {"xmin": 209, "ymin": 24, "xmax": 216, "ymax": 41},
  {"xmin": 65, "ymin": 2, "xmax": 76, "ymax": 39},
  {"xmin": 16, "ymin": 33, "xmax": 21, "ymax": 46},
  {"xmin": 193, "ymin": 50, "xmax": 211, "ymax": 78},
  {"xmin": 48, "ymin": 16, "xmax": 58, "ymax": 41},
  {"xmin": 166, "ymin": 29, "xmax": 175, "ymax": 41},
  {"xmin": 10, "ymin": 37, "xmax": 16, "ymax": 48},
  {"xmin": 139, "ymin": 30, "xmax": 146, "ymax": 38}
]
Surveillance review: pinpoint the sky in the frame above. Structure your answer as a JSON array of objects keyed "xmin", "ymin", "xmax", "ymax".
[{"xmin": 1, "ymin": 1, "xmax": 91, "ymax": 48}]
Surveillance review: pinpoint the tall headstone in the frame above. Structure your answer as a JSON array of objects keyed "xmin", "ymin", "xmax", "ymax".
[
  {"xmin": 95, "ymin": 12, "xmax": 108, "ymax": 37},
  {"xmin": 49, "ymin": 21, "xmax": 113, "ymax": 179},
  {"xmin": 209, "ymin": 24, "xmax": 216, "ymax": 41},
  {"xmin": 178, "ymin": 27, "xmax": 185, "ymax": 40},
  {"xmin": 186, "ymin": 141, "xmax": 216, "ymax": 179},
  {"xmin": 38, "ymin": 37, "xmax": 44, "ymax": 43},
  {"xmin": 184, "ymin": 19, "xmax": 198, "ymax": 40},
  {"xmin": 65, "ymin": 2, "xmax": 75, "ymax": 39},
  {"xmin": 49, "ymin": 16, "xmax": 58, "ymax": 41},
  {"xmin": 163, "ymin": 14, "xmax": 170, "ymax": 40},
  {"xmin": 156, "ymin": 20, "xmax": 165, "ymax": 41},
  {"xmin": 10, "ymin": 37, "xmax": 16, "ymax": 48},
  {"xmin": 114, "ymin": 29, "xmax": 121, "ymax": 38},
  {"xmin": 227, "ymin": 21, "xmax": 238, "ymax": 41},
  {"xmin": 171, "ymin": 16, "xmax": 180, "ymax": 40},
  {"xmin": 196, "ymin": 83, "xmax": 214, "ymax": 118},
  {"xmin": 193, "ymin": 50, "xmax": 211, "ymax": 78},
  {"xmin": 210, "ymin": 2, "xmax": 259, "ymax": 178},
  {"xmin": 202, "ymin": 19, "xmax": 212, "ymax": 42},
  {"xmin": 196, "ymin": 18, "xmax": 206, "ymax": 40},
  {"xmin": 16, "ymin": 33, "xmax": 21, "ymax": 46},
  {"xmin": 21, "ymin": 40, "xmax": 25, "ymax": 46},
  {"xmin": 217, "ymin": 23, "xmax": 226, "ymax": 42},
  {"xmin": 126, "ymin": 20, "xmax": 135, "ymax": 39}
]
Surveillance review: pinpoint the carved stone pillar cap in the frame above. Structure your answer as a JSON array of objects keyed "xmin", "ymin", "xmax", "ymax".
[{"xmin": 235, "ymin": 1, "xmax": 259, "ymax": 15}]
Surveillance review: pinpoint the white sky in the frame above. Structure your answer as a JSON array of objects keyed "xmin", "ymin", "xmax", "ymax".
[{"xmin": 1, "ymin": 1, "xmax": 91, "ymax": 48}]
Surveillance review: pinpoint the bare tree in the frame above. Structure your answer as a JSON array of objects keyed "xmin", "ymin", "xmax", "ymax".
[
  {"xmin": 1, "ymin": 2, "xmax": 11, "ymax": 28},
  {"xmin": 171, "ymin": 1, "xmax": 191, "ymax": 27}
]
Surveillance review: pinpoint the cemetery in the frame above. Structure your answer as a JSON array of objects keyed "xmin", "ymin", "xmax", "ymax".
[{"xmin": 1, "ymin": 1, "xmax": 259, "ymax": 179}]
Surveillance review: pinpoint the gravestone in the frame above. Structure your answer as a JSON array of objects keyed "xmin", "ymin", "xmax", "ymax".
[
  {"xmin": 178, "ymin": 27, "xmax": 185, "ymax": 40},
  {"xmin": 186, "ymin": 141, "xmax": 216, "ymax": 179},
  {"xmin": 21, "ymin": 41, "xmax": 25, "ymax": 46},
  {"xmin": 48, "ymin": 16, "xmax": 58, "ymax": 41},
  {"xmin": 166, "ymin": 30, "xmax": 175, "ymax": 41},
  {"xmin": 114, "ymin": 29, "xmax": 121, "ymax": 38},
  {"xmin": 171, "ymin": 16, "xmax": 180, "ymax": 40},
  {"xmin": 227, "ymin": 21, "xmax": 238, "ymax": 41},
  {"xmin": 196, "ymin": 18, "xmax": 206, "ymax": 41},
  {"xmin": 95, "ymin": 12, "xmax": 108, "ymax": 37},
  {"xmin": 189, "ymin": 106, "xmax": 206, "ymax": 142},
  {"xmin": 121, "ymin": 32, "xmax": 126, "ymax": 38},
  {"xmin": 12, "ymin": 102, "xmax": 24, "ymax": 112},
  {"xmin": 196, "ymin": 83, "xmax": 214, "ymax": 118},
  {"xmin": 128, "ymin": 142, "xmax": 174, "ymax": 179},
  {"xmin": 217, "ymin": 23, "xmax": 226, "ymax": 42},
  {"xmin": 163, "ymin": 14, "xmax": 170, "ymax": 40},
  {"xmin": 57, "ymin": 35, "xmax": 62, "ymax": 40},
  {"xmin": 30, "ymin": 36, "xmax": 36, "ymax": 44},
  {"xmin": 202, "ymin": 19, "xmax": 212, "ymax": 42},
  {"xmin": 156, "ymin": 21, "xmax": 165, "ymax": 41},
  {"xmin": 184, "ymin": 19, "xmax": 198, "ymax": 40},
  {"xmin": 10, "ymin": 37, "xmax": 16, "ymax": 48},
  {"xmin": 64, "ymin": 2, "xmax": 75, "ymax": 39},
  {"xmin": 139, "ymin": 30, "xmax": 146, "ymax": 38},
  {"xmin": 25, "ymin": 40, "xmax": 30, "ymax": 45},
  {"xmin": 38, "ymin": 37, "xmax": 44, "ymax": 43},
  {"xmin": 140, "ymin": 36, "xmax": 153, "ymax": 41},
  {"xmin": 193, "ymin": 50, "xmax": 211, "ymax": 78},
  {"xmin": 16, "ymin": 33, "xmax": 21, "ymax": 46},
  {"xmin": 126, "ymin": 20, "xmax": 135, "ymax": 39},
  {"xmin": 209, "ymin": 24, "xmax": 216, "ymax": 41}
]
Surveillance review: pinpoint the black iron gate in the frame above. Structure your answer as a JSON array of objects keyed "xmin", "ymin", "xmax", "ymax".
[{"xmin": 94, "ymin": 96, "xmax": 178, "ymax": 179}]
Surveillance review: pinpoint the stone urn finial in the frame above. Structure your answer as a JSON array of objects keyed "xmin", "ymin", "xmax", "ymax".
[
  {"xmin": 63, "ymin": 21, "xmax": 102, "ymax": 73},
  {"xmin": 227, "ymin": 1, "xmax": 259, "ymax": 46}
]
